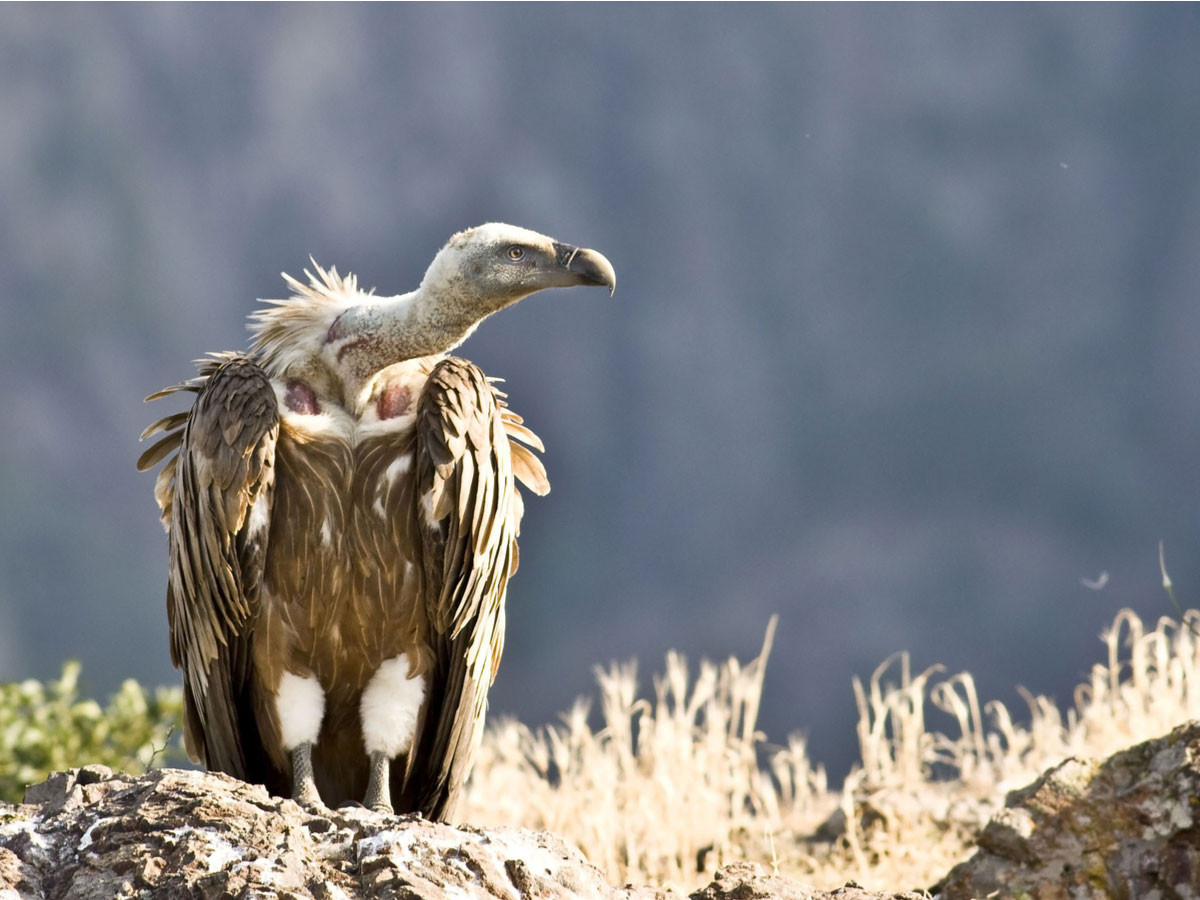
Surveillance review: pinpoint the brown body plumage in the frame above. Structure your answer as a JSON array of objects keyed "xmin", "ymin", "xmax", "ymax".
[{"xmin": 138, "ymin": 225, "xmax": 614, "ymax": 819}]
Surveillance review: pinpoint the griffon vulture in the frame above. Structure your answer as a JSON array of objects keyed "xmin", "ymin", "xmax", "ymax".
[{"xmin": 138, "ymin": 224, "xmax": 615, "ymax": 819}]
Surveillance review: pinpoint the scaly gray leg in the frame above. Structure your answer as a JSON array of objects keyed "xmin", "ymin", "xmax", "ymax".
[
  {"xmin": 292, "ymin": 741, "xmax": 324, "ymax": 808},
  {"xmin": 363, "ymin": 751, "xmax": 393, "ymax": 814}
]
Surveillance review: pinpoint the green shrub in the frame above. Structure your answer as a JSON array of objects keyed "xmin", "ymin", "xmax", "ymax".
[{"xmin": 0, "ymin": 661, "xmax": 184, "ymax": 803}]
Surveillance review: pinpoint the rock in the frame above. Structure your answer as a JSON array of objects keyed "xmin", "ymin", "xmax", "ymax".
[
  {"xmin": 0, "ymin": 767, "xmax": 887, "ymax": 900},
  {"xmin": 688, "ymin": 865, "xmax": 923, "ymax": 900},
  {"xmin": 935, "ymin": 720, "xmax": 1200, "ymax": 899}
]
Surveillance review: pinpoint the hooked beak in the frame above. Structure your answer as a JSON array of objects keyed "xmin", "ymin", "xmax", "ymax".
[{"xmin": 552, "ymin": 242, "xmax": 616, "ymax": 296}]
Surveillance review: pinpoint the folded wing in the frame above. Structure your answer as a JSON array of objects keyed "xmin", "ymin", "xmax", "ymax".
[
  {"xmin": 406, "ymin": 357, "xmax": 546, "ymax": 819},
  {"xmin": 138, "ymin": 353, "xmax": 279, "ymax": 779}
]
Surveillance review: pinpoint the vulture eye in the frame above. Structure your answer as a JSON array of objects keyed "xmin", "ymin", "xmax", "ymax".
[{"xmin": 506, "ymin": 246, "xmax": 525, "ymax": 261}]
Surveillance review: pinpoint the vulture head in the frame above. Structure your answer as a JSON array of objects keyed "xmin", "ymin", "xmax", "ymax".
[
  {"xmin": 252, "ymin": 224, "xmax": 615, "ymax": 400},
  {"xmin": 423, "ymin": 222, "xmax": 617, "ymax": 307}
]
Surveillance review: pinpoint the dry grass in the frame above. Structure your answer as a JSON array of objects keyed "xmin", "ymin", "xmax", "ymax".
[{"xmin": 463, "ymin": 607, "xmax": 1200, "ymax": 892}]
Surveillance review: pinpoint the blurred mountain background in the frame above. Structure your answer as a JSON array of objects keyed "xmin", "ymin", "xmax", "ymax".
[{"xmin": 2, "ymin": 4, "xmax": 1198, "ymax": 779}]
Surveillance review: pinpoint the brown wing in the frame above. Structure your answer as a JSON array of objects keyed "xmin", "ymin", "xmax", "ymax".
[
  {"xmin": 138, "ymin": 352, "xmax": 279, "ymax": 779},
  {"xmin": 405, "ymin": 357, "xmax": 547, "ymax": 821}
]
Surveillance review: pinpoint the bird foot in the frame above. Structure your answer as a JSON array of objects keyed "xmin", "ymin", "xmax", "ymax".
[{"xmin": 293, "ymin": 785, "xmax": 327, "ymax": 811}]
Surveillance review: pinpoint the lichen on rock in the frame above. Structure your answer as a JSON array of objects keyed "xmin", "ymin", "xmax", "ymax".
[{"xmin": 936, "ymin": 720, "xmax": 1200, "ymax": 900}]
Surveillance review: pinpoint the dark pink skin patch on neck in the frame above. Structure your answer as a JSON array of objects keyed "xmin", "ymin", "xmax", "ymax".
[
  {"xmin": 285, "ymin": 380, "xmax": 321, "ymax": 415},
  {"xmin": 336, "ymin": 335, "xmax": 374, "ymax": 364},
  {"xmin": 377, "ymin": 383, "xmax": 411, "ymax": 420},
  {"xmin": 325, "ymin": 312, "xmax": 348, "ymax": 345},
  {"xmin": 326, "ymin": 312, "xmax": 380, "ymax": 363}
]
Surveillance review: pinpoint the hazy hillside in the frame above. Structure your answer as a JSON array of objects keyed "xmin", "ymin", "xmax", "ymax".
[{"xmin": 1, "ymin": 5, "xmax": 1199, "ymax": 777}]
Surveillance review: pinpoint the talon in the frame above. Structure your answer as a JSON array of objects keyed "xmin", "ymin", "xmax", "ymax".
[{"xmin": 294, "ymin": 790, "xmax": 327, "ymax": 811}]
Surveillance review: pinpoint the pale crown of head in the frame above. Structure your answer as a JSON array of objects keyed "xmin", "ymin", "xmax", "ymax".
[{"xmin": 421, "ymin": 223, "xmax": 577, "ymax": 304}]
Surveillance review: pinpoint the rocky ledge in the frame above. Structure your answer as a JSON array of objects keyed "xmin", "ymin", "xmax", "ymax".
[
  {"xmin": 4, "ymin": 721, "xmax": 1200, "ymax": 899},
  {"xmin": 0, "ymin": 766, "xmax": 919, "ymax": 900}
]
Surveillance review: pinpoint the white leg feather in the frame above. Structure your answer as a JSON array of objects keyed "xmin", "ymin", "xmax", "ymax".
[
  {"xmin": 276, "ymin": 671, "xmax": 325, "ymax": 750},
  {"xmin": 360, "ymin": 655, "xmax": 426, "ymax": 757}
]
